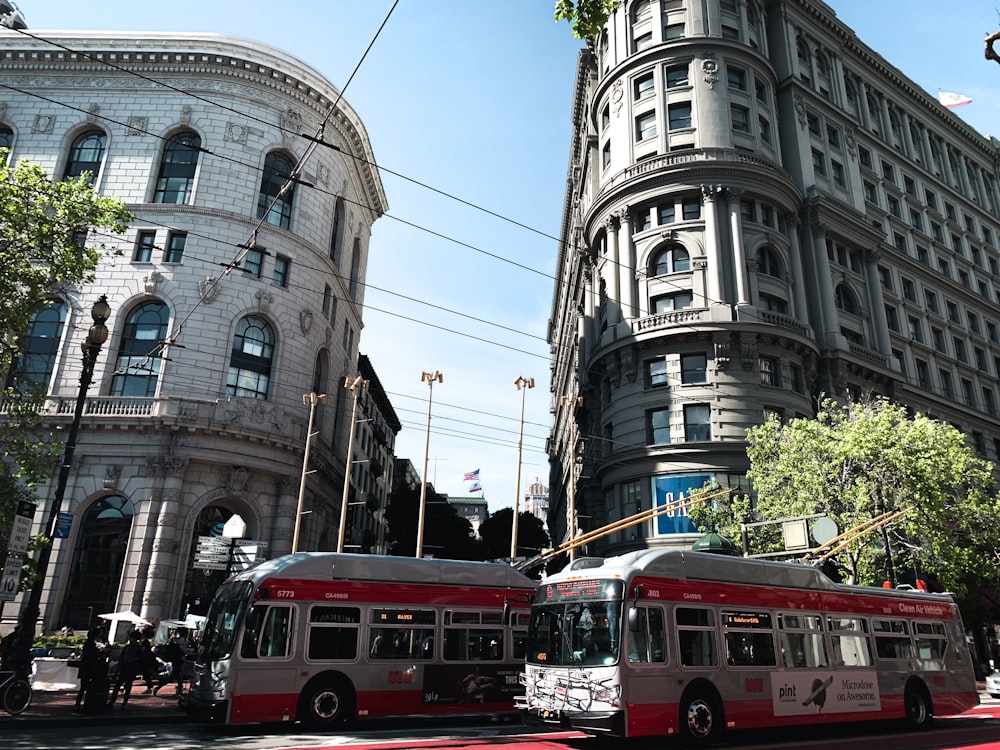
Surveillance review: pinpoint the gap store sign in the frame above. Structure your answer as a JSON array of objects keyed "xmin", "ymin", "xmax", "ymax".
[{"xmin": 651, "ymin": 473, "xmax": 713, "ymax": 536}]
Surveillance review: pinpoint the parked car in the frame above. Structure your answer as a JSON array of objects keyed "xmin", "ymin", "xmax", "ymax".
[{"xmin": 987, "ymin": 670, "xmax": 1000, "ymax": 699}]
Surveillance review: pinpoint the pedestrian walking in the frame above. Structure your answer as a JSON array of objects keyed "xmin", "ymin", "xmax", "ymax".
[
  {"xmin": 108, "ymin": 630, "xmax": 144, "ymax": 707},
  {"xmin": 153, "ymin": 627, "xmax": 188, "ymax": 697}
]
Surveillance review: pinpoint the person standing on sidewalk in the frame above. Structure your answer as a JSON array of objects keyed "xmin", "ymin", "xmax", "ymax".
[
  {"xmin": 108, "ymin": 631, "xmax": 143, "ymax": 708},
  {"xmin": 73, "ymin": 629, "xmax": 106, "ymax": 713},
  {"xmin": 153, "ymin": 627, "xmax": 188, "ymax": 698}
]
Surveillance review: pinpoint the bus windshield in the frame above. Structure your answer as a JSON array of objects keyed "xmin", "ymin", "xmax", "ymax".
[
  {"xmin": 527, "ymin": 582, "xmax": 623, "ymax": 667},
  {"xmin": 198, "ymin": 580, "xmax": 253, "ymax": 661}
]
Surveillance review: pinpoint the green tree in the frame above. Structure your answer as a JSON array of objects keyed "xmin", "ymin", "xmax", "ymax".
[
  {"xmin": 384, "ymin": 482, "xmax": 484, "ymax": 560},
  {"xmin": 690, "ymin": 397, "xmax": 1000, "ymax": 595},
  {"xmin": 554, "ymin": 0, "xmax": 620, "ymax": 39},
  {"xmin": 479, "ymin": 508, "xmax": 549, "ymax": 562},
  {"xmin": 0, "ymin": 152, "xmax": 131, "ymax": 587}
]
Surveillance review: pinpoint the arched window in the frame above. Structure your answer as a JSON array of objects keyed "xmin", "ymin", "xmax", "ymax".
[
  {"xmin": 111, "ymin": 301, "xmax": 170, "ymax": 397},
  {"xmin": 58, "ymin": 495, "xmax": 134, "ymax": 630},
  {"xmin": 757, "ymin": 246, "xmax": 784, "ymax": 278},
  {"xmin": 227, "ymin": 316, "xmax": 275, "ymax": 400},
  {"xmin": 10, "ymin": 300, "xmax": 66, "ymax": 392},
  {"xmin": 650, "ymin": 243, "xmax": 690, "ymax": 275},
  {"xmin": 154, "ymin": 132, "xmax": 201, "ymax": 204},
  {"xmin": 632, "ymin": 0, "xmax": 651, "ymax": 23},
  {"xmin": 0, "ymin": 125, "xmax": 13, "ymax": 156},
  {"xmin": 64, "ymin": 130, "xmax": 107, "ymax": 184},
  {"xmin": 257, "ymin": 152, "xmax": 295, "ymax": 229},
  {"xmin": 835, "ymin": 284, "xmax": 861, "ymax": 315},
  {"xmin": 329, "ymin": 197, "xmax": 345, "ymax": 264},
  {"xmin": 182, "ymin": 505, "xmax": 242, "ymax": 617}
]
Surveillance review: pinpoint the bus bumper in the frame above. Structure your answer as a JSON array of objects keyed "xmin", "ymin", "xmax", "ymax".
[{"xmin": 521, "ymin": 707, "xmax": 625, "ymax": 736}]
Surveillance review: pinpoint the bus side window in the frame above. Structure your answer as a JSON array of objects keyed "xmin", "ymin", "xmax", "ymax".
[
  {"xmin": 628, "ymin": 607, "xmax": 665, "ymax": 663},
  {"xmin": 240, "ymin": 605, "xmax": 267, "ymax": 659},
  {"xmin": 676, "ymin": 607, "xmax": 717, "ymax": 668},
  {"xmin": 259, "ymin": 606, "xmax": 293, "ymax": 658}
]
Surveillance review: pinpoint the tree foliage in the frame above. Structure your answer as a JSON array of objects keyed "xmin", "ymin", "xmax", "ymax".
[
  {"xmin": 554, "ymin": 0, "xmax": 620, "ymax": 39},
  {"xmin": 384, "ymin": 482, "xmax": 484, "ymax": 560},
  {"xmin": 689, "ymin": 397, "xmax": 1000, "ymax": 595},
  {"xmin": 0, "ymin": 152, "xmax": 132, "ymax": 485},
  {"xmin": 479, "ymin": 508, "xmax": 549, "ymax": 561}
]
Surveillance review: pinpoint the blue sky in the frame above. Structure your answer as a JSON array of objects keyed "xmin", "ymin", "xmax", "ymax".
[{"xmin": 16, "ymin": 1, "xmax": 1000, "ymax": 520}]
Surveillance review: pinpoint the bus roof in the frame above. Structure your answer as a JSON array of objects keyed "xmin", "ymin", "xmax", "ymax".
[
  {"xmin": 556, "ymin": 549, "xmax": 953, "ymax": 603},
  {"xmin": 232, "ymin": 552, "xmax": 536, "ymax": 590}
]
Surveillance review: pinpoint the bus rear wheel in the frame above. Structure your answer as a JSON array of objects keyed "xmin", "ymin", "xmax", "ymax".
[
  {"xmin": 300, "ymin": 681, "xmax": 352, "ymax": 727},
  {"xmin": 680, "ymin": 690, "xmax": 721, "ymax": 747},
  {"xmin": 904, "ymin": 683, "xmax": 933, "ymax": 729}
]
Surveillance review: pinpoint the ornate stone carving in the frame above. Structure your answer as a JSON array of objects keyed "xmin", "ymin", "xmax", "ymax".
[
  {"xmin": 702, "ymin": 55, "xmax": 719, "ymax": 89},
  {"xmin": 741, "ymin": 340, "xmax": 757, "ymax": 370},
  {"xmin": 32, "ymin": 114, "xmax": 55, "ymax": 134},
  {"xmin": 143, "ymin": 270, "xmax": 163, "ymax": 294},
  {"xmin": 104, "ymin": 464, "xmax": 121, "ymax": 490},
  {"xmin": 126, "ymin": 116, "xmax": 147, "ymax": 136},
  {"xmin": 226, "ymin": 466, "xmax": 249, "ymax": 494},
  {"xmin": 794, "ymin": 92, "xmax": 807, "ymax": 129},
  {"xmin": 300, "ymin": 309, "xmax": 313, "ymax": 334},
  {"xmin": 281, "ymin": 108, "xmax": 302, "ymax": 149},
  {"xmin": 256, "ymin": 288, "xmax": 272, "ymax": 313},
  {"xmin": 180, "ymin": 105, "xmax": 193, "ymax": 125},
  {"xmin": 225, "ymin": 121, "xmax": 248, "ymax": 144},
  {"xmin": 610, "ymin": 78, "xmax": 624, "ymax": 117},
  {"xmin": 199, "ymin": 276, "xmax": 220, "ymax": 303},
  {"xmin": 715, "ymin": 340, "xmax": 732, "ymax": 369},
  {"xmin": 87, "ymin": 103, "xmax": 100, "ymax": 123}
]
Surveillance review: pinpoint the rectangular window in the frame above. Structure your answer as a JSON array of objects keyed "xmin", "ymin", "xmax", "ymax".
[
  {"xmin": 664, "ymin": 23, "xmax": 685, "ymax": 40},
  {"xmin": 636, "ymin": 111, "xmax": 657, "ymax": 141},
  {"xmin": 811, "ymin": 149, "xmax": 826, "ymax": 176},
  {"xmin": 902, "ymin": 277, "xmax": 916, "ymax": 301},
  {"xmin": 882, "ymin": 160, "xmax": 895, "ymax": 183},
  {"xmin": 666, "ymin": 64, "xmax": 689, "ymax": 88},
  {"xmin": 677, "ymin": 608, "xmax": 717, "ymax": 667},
  {"xmin": 668, "ymin": 102, "xmax": 692, "ymax": 130},
  {"xmin": 634, "ymin": 31, "xmax": 653, "ymax": 52},
  {"xmin": 273, "ymin": 255, "xmax": 290, "ymax": 287},
  {"xmin": 828, "ymin": 617, "xmax": 872, "ymax": 667},
  {"xmin": 307, "ymin": 606, "xmax": 360, "ymax": 661},
  {"xmin": 731, "ymin": 105, "xmax": 749, "ymax": 133},
  {"xmin": 134, "ymin": 230, "xmax": 156, "ymax": 262},
  {"xmin": 727, "ymin": 67, "xmax": 746, "ymax": 90},
  {"xmin": 724, "ymin": 611, "xmax": 777, "ymax": 667},
  {"xmin": 602, "ymin": 141, "xmax": 611, "ymax": 170},
  {"xmin": 760, "ymin": 356, "xmax": 781, "ymax": 386},
  {"xmin": 832, "ymin": 160, "xmax": 845, "ymax": 187},
  {"xmin": 629, "ymin": 607, "xmax": 666, "ymax": 663},
  {"xmin": 648, "ymin": 408, "xmax": 670, "ymax": 444},
  {"xmin": 648, "ymin": 359, "xmax": 668, "ymax": 387},
  {"xmin": 681, "ymin": 353, "xmax": 707, "ymax": 384},
  {"xmin": 658, "ymin": 203, "xmax": 676, "ymax": 224},
  {"xmin": 683, "ymin": 404, "xmax": 710, "ymax": 441},
  {"xmin": 635, "ymin": 72, "xmax": 655, "ymax": 99},
  {"xmin": 243, "ymin": 248, "xmax": 264, "ymax": 279},
  {"xmin": 909, "ymin": 316, "xmax": 923, "ymax": 343},
  {"xmin": 369, "ymin": 609, "xmax": 435, "ymax": 660},
  {"xmin": 653, "ymin": 291, "xmax": 693, "ymax": 312},
  {"xmin": 681, "ymin": 197, "xmax": 700, "ymax": 220},
  {"xmin": 164, "ymin": 232, "xmax": 186, "ymax": 263},
  {"xmin": 759, "ymin": 117, "xmax": 771, "ymax": 144}
]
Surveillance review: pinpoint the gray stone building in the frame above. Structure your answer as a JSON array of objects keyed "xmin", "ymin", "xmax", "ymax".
[
  {"xmin": 548, "ymin": 0, "xmax": 1000, "ymax": 555},
  {"xmin": 0, "ymin": 24, "xmax": 388, "ymax": 631}
]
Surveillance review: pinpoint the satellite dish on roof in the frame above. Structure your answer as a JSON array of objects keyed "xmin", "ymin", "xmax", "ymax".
[{"xmin": 812, "ymin": 517, "xmax": 838, "ymax": 546}]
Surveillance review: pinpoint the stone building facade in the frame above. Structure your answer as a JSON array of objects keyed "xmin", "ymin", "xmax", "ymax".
[
  {"xmin": 548, "ymin": 0, "xmax": 1000, "ymax": 555},
  {"xmin": 0, "ymin": 26, "xmax": 388, "ymax": 630}
]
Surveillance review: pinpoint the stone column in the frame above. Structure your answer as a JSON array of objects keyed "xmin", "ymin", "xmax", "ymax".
[
  {"xmin": 809, "ymin": 221, "xmax": 839, "ymax": 345},
  {"xmin": 619, "ymin": 214, "xmax": 636, "ymax": 320},
  {"xmin": 863, "ymin": 249, "xmax": 891, "ymax": 355},
  {"xmin": 900, "ymin": 111, "xmax": 916, "ymax": 159},
  {"xmin": 726, "ymin": 189, "xmax": 750, "ymax": 306},
  {"xmin": 920, "ymin": 125, "xmax": 934, "ymax": 172},
  {"xmin": 583, "ymin": 261, "xmax": 595, "ymax": 361},
  {"xmin": 605, "ymin": 214, "xmax": 622, "ymax": 327},
  {"xmin": 145, "ymin": 456, "xmax": 189, "ymax": 619},
  {"xmin": 270, "ymin": 475, "xmax": 298, "ymax": 557},
  {"xmin": 786, "ymin": 214, "xmax": 809, "ymax": 321},
  {"xmin": 941, "ymin": 140, "xmax": 955, "ymax": 186},
  {"xmin": 701, "ymin": 185, "xmax": 724, "ymax": 306},
  {"xmin": 856, "ymin": 78, "xmax": 872, "ymax": 131},
  {"xmin": 958, "ymin": 155, "xmax": 972, "ymax": 195}
]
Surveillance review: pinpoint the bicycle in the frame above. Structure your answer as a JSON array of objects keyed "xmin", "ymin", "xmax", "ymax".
[{"xmin": 0, "ymin": 669, "xmax": 32, "ymax": 715}]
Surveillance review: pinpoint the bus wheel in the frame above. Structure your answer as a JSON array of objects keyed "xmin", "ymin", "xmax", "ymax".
[
  {"xmin": 300, "ymin": 681, "xmax": 352, "ymax": 726},
  {"xmin": 904, "ymin": 683, "xmax": 933, "ymax": 729},
  {"xmin": 680, "ymin": 690, "xmax": 721, "ymax": 747}
]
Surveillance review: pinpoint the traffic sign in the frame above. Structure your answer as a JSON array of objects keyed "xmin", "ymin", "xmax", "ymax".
[
  {"xmin": 7, "ymin": 500, "xmax": 36, "ymax": 554},
  {"xmin": 0, "ymin": 556, "xmax": 23, "ymax": 601}
]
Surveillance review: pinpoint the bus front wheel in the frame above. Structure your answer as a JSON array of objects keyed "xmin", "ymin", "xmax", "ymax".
[
  {"xmin": 299, "ymin": 680, "xmax": 353, "ymax": 727},
  {"xmin": 679, "ymin": 689, "xmax": 721, "ymax": 747},
  {"xmin": 904, "ymin": 683, "xmax": 933, "ymax": 729}
]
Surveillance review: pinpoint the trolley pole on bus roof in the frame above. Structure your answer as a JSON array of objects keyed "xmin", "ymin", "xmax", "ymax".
[
  {"xmin": 416, "ymin": 370, "xmax": 442, "ymax": 559},
  {"xmin": 293, "ymin": 392, "xmax": 326, "ymax": 553},
  {"xmin": 338, "ymin": 376, "xmax": 369, "ymax": 553}
]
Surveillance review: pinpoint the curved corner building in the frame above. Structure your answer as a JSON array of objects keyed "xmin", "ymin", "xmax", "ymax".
[
  {"xmin": 0, "ymin": 23, "xmax": 393, "ymax": 630},
  {"xmin": 548, "ymin": 0, "xmax": 1000, "ymax": 555}
]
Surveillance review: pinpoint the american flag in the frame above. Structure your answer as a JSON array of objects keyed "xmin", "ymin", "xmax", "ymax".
[{"xmin": 463, "ymin": 469, "xmax": 480, "ymax": 481}]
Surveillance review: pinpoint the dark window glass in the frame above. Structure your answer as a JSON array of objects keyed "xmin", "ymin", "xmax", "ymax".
[
  {"xmin": 64, "ymin": 130, "xmax": 106, "ymax": 183},
  {"xmin": 10, "ymin": 301, "xmax": 65, "ymax": 391},
  {"xmin": 227, "ymin": 316, "xmax": 275, "ymax": 400},
  {"xmin": 111, "ymin": 302, "xmax": 170, "ymax": 397},
  {"xmin": 154, "ymin": 132, "xmax": 201, "ymax": 203},
  {"xmin": 257, "ymin": 152, "xmax": 295, "ymax": 229},
  {"xmin": 134, "ymin": 231, "xmax": 156, "ymax": 262}
]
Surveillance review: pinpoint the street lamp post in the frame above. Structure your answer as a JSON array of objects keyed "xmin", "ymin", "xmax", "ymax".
[
  {"xmin": 511, "ymin": 376, "xmax": 534, "ymax": 561},
  {"xmin": 292, "ymin": 391, "xmax": 326, "ymax": 553},
  {"xmin": 337, "ymin": 376, "xmax": 368, "ymax": 553},
  {"xmin": 8, "ymin": 295, "xmax": 111, "ymax": 679},
  {"xmin": 415, "ymin": 370, "xmax": 442, "ymax": 559}
]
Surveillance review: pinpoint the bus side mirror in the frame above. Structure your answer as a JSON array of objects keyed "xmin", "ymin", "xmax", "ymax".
[{"xmin": 628, "ymin": 606, "xmax": 640, "ymax": 632}]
